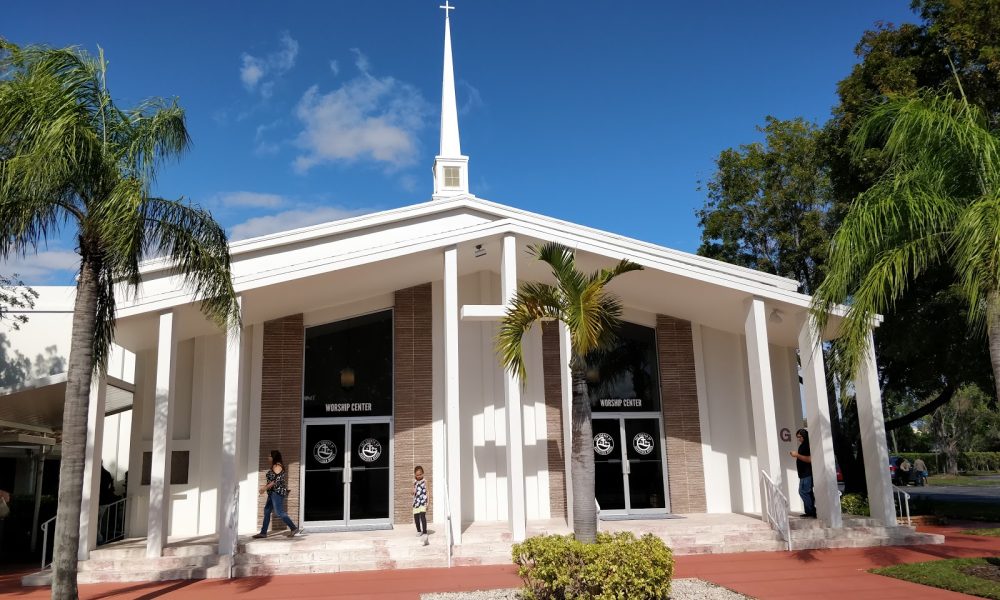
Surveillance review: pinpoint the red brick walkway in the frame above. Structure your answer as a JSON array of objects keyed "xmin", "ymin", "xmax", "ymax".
[{"xmin": 2, "ymin": 524, "xmax": 997, "ymax": 599}]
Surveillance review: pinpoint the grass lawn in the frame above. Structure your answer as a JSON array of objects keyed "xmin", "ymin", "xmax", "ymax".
[
  {"xmin": 927, "ymin": 474, "xmax": 1000, "ymax": 487},
  {"xmin": 963, "ymin": 528, "xmax": 1000, "ymax": 537},
  {"xmin": 872, "ymin": 558, "xmax": 1000, "ymax": 599}
]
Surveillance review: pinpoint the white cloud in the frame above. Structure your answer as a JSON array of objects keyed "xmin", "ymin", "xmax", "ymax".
[
  {"xmin": 240, "ymin": 32, "xmax": 299, "ymax": 98},
  {"xmin": 292, "ymin": 52, "xmax": 430, "ymax": 172},
  {"xmin": 350, "ymin": 48, "xmax": 370, "ymax": 74},
  {"xmin": 218, "ymin": 191, "xmax": 287, "ymax": 209},
  {"xmin": 458, "ymin": 80, "xmax": 484, "ymax": 116},
  {"xmin": 230, "ymin": 206, "xmax": 373, "ymax": 240},
  {"xmin": 329, "ymin": 60, "xmax": 340, "ymax": 76},
  {"xmin": 1, "ymin": 250, "xmax": 78, "ymax": 282},
  {"xmin": 240, "ymin": 56, "xmax": 265, "ymax": 88}
]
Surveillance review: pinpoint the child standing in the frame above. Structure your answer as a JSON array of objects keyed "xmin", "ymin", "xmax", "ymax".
[{"xmin": 413, "ymin": 465, "xmax": 429, "ymax": 545}]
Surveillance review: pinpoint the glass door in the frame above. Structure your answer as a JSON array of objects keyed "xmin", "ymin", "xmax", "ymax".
[
  {"xmin": 623, "ymin": 418, "xmax": 667, "ymax": 512},
  {"xmin": 346, "ymin": 421, "xmax": 391, "ymax": 524},
  {"xmin": 593, "ymin": 415, "xmax": 668, "ymax": 516},
  {"xmin": 593, "ymin": 417, "xmax": 627, "ymax": 514},
  {"xmin": 303, "ymin": 419, "xmax": 393, "ymax": 528},
  {"xmin": 304, "ymin": 423, "xmax": 346, "ymax": 525}
]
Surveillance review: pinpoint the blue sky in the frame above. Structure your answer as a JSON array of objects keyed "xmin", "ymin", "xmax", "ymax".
[{"xmin": 4, "ymin": 1, "xmax": 917, "ymax": 283}]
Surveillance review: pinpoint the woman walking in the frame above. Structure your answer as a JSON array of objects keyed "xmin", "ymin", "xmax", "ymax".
[{"xmin": 253, "ymin": 450, "xmax": 301, "ymax": 538}]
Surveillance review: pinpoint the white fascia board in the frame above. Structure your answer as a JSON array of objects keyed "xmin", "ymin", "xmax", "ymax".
[
  {"xmin": 133, "ymin": 196, "xmax": 476, "ymax": 277},
  {"xmin": 131, "ymin": 195, "xmax": 798, "ymax": 295},
  {"xmin": 117, "ymin": 217, "xmax": 824, "ymax": 320},
  {"xmin": 469, "ymin": 197, "xmax": 801, "ymax": 293},
  {"xmin": 461, "ymin": 304, "xmax": 507, "ymax": 321}
]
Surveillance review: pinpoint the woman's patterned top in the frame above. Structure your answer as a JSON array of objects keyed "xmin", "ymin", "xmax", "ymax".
[
  {"xmin": 266, "ymin": 465, "xmax": 289, "ymax": 496},
  {"xmin": 413, "ymin": 479, "xmax": 428, "ymax": 508}
]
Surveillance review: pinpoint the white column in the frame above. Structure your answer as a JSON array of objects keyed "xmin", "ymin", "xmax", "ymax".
[
  {"xmin": 855, "ymin": 331, "xmax": 896, "ymax": 526},
  {"xmin": 743, "ymin": 297, "xmax": 782, "ymax": 514},
  {"xmin": 443, "ymin": 246, "xmax": 462, "ymax": 545},
  {"xmin": 78, "ymin": 375, "xmax": 107, "ymax": 560},
  {"xmin": 218, "ymin": 297, "xmax": 243, "ymax": 556},
  {"xmin": 797, "ymin": 317, "xmax": 842, "ymax": 528},
  {"xmin": 559, "ymin": 321, "xmax": 573, "ymax": 526},
  {"xmin": 501, "ymin": 234, "xmax": 527, "ymax": 541},
  {"xmin": 147, "ymin": 311, "xmax": 177, "ymax": 558}
]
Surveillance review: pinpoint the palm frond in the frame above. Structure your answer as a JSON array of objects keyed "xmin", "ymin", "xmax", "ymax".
[
  {"xmin": 530, "ymin": 243, "xmax": 587, "ymax": 296},
  {"xmin": 951, "ymin": 194, "xmax": 1000, "ymax": 332},
  {"xmin": 497, "ymin": 282, "xmax": 563, "ymax": 381},
  {"xmin": 137, "ymin": 197, "xmax": 240, "ymax": 329}
]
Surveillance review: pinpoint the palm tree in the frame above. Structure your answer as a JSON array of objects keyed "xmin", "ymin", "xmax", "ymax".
[
  {"xmin": 497, "ymin": 243, "xmax": 642, "ymax": 543},
  {"xmin": 812, "ymin": 89, "xmax": 1000, "ymax": 400},
  {"xmin": 0, "ymin": 41, "xmax": 239, "ymax": 599}
]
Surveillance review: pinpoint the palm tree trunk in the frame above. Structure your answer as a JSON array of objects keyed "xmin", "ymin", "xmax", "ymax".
[
  {"xmin": 988, "ymin": 291, "xmax": 1000, "ymax": 404},
  {"xmin": 51, "ymin": 258, "xmax": 100, "ymax": 600},
  {"xmin": 569, "ymin": 363, "xmax": 597, "ymax": 543}
]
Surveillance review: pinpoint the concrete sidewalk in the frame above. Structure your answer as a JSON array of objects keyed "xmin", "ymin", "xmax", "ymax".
[{"xmin": 2, "ymin": 524, "xmax": 996, "ymax": 599}]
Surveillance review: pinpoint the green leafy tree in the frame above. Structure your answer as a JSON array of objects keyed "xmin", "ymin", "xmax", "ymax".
[
  {"xmin": 813, "ymin": 90, "xmax": 1000, "ymax": 405},
  {"xmin": 697, "ymin": 116, "xmax": 836, "ymax": 294},
  {"xmin": 0, "ymin": 41, "xmax": 239, "ymax": 599},
  {"xmin": 931, "ymin": 384, "xmax": 1000, "ymax": 473},
  {"xmin": 824, "ymin": 0, "xmax": 999, "ymax": 424},
  {"xmin": 497, "ymin": 243, "xmax": 642, "ymax": 543}
]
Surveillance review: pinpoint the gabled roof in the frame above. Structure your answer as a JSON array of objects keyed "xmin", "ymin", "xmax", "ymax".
[{"xmin": 122, "ymin": 195, "xmax": 814, "ymax": 319}]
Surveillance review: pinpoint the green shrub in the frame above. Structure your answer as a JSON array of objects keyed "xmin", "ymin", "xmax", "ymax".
[
  {"xmin": 512, "ymin": 532, "xmax": 674, "ymax": 600},
  {"xmin": 841, "ymin": 493, "xmax": 870, "ymax": 516}
]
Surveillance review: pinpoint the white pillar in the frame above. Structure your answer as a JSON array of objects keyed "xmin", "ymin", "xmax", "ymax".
[
  {"xmin": 744, "ymin": 297, "xmax": 782, "ymax": 514},
  {"xmin": 218, "ymin": 297, "xmax": 243, "ymax": 556},
  {"xmin": 854, "ymin": 331, "xmax": 896, "ymax": 526},
  {"xmin": 147, "ymin": 311, "xmax": 177, "ymax": 558},
  {"xmin": 559, "ymin": 321, "xmax": 573, "ymax": 527},
  {"xmin": 501, "ymin": 234, "xmax": 527, "ymax": 541},
  {"xmin": 443, "ymin": 246, "xmax": 462, "ymax": 545},
  {"xmin": 798, "ymin": 317, "xmax": 842, "ymax": 528},
  {"xmin": 78, "ymin": 376, "xmax": 106, "ymax": 560}
]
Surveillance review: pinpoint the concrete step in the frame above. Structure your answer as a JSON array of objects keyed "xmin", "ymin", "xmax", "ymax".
[
  {"xmin": 88, "ymin": 541, "xmax": 217, "ymax": 560},
  {"xmin": 77, "ymin": 562, "xmax": 230, "ymax": 584},
  {"xmin": 79, "ymin": 553, "xmax": 222, "ymax": 572}
]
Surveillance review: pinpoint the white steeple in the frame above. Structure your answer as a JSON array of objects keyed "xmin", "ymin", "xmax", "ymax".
[{"xmin": 433, "ymin": 1, "xmax": 470, "ymax": 199}]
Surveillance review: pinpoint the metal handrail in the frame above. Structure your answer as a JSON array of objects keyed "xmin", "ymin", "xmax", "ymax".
[
  {"xmin": 98, "ymin": 497, "xmax": 128, "ymax": 546},
  {"xmin": 892, "ymin": 485, "xmax": 911, "ymax": 526},
  {"xmin": 40, "ymin": 515, "xmax": 56, "ymax": 570},
  {"xmin": 760, "ymin": 470, "xmax": 791, "ymax": 551}
]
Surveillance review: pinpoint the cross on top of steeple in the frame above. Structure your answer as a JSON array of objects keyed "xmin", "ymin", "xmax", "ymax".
[{"xmin": 439, "ymin": 1, "xmax": 454, "ymax": 18}]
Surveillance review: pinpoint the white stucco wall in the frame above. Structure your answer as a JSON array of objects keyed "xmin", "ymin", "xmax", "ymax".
[
  {"xmin": 769, "ymin": 344, "xmax": 806, "ymax": 512},
  {"xmin": 698, "ymin": 324, "xmax": 807, "ymax": 515},
  {"xmin": 699, "ymin": 325, "xmax": 756, "ymax": 514},
  {"xmin": 455, "ymin": 272, "xmax": 550, "ymax": 524}
]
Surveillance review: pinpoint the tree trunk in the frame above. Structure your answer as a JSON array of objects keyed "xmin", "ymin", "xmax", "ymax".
[
  {"xmin": 988, "ymin": 291, "xmax": 1000, "ymax": 404},
  {"xmin": 51, "ymin": 258, "xmax": 99, "ymax": 600},
  {"xmin": 569, "ymin": 364, "xmax": 596, "ymax": 543}
]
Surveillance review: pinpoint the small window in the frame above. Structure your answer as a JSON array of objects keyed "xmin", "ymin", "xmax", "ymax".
[
  {"xmin": 140, "ymin": 450, "xmax": 190, "ymax": 485},
  {"xmin": 444, "ymin": 166, "xmax": 461, "ymax": 187}
]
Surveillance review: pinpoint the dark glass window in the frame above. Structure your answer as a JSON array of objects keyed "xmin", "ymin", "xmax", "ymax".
[
  {"xmin": 140, "ymin": 451, "xmax": 190, "ymax": 485},
  {"xmin": 588, "ymin": 322, "xmax": 661, "ymax": 412},
  {"xmin": 303, "ymin": 310, "xmax": 393, "ymax": 418}
]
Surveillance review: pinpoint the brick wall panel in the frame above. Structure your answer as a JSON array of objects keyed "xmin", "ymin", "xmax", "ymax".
[
  {"xmin": 657, "ymin": 315, "xmax": 707, "ymax": 513},
  {"xmin": 258, "ymin": 314, "xmax": 304, "ymax": 530},
  {"xmin": 541, "ymin": 322, "xmax": 567, "ymax": 520},
  {"xmin": 393, "ymin": 284, "xmax": 434, "ymax": 524}
]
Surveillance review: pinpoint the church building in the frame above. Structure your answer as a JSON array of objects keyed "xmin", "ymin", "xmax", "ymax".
[{"xmin": 1, "ymin": 4, "xmax": 922, "ymax": 582}]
